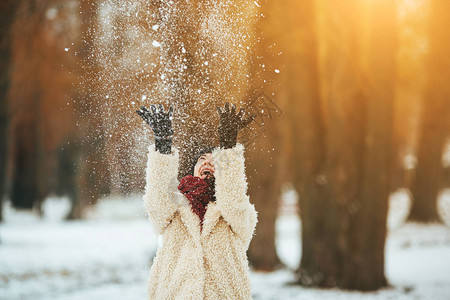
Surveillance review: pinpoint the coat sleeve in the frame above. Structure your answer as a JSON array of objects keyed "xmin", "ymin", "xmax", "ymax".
[
  {"xmin": 143, "ymin": 144, "xmax": 184, "ymax": 234},
  {"xmin": 212, "ymin": 144, "xmax": 258, "ymax": 248}
]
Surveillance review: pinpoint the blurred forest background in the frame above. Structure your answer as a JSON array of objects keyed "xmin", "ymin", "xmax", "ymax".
[{"xmin": 1, "ymin": 0, "xmax": 450, "ymax": 292}]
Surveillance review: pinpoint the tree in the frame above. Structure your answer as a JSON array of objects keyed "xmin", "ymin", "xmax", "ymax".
[
  {"xmin": 341, "ymin": 0, "xmax": 397, "ymax": 288},
  {"xmin": 408, "ymin": 0, "xmax": 450, "ymax": 222},
  {"xmin": 391, "ymin": 0, "xmax": 428, "ymax": 193},
  {"xmin": 68, "ymin": 0, "xmax": 110, "ymax": 219},
  {"xmin": 0, "ymin": 0, "xmax": 20, "ymax": 221},
  {"xmin": 8, "ymin": 1, "xmax": 49, "ymax": 211},
  {"xmin": 286, "ymin": 0, "xmax": 330, "ymax": 287},
  {"xmin": 294, "ymin": 0, "xmax": 397, "ymax": 290},
  {"xmin": 7, "ymin": 0, "xmax": 81, "ymax": 216},
  {"xmin": 246, "ymin": 110, "xmax": 285, "ymax": 270},
  {"xmin": 245, "ymin": 0, "xmax": 288, "ymax": 271}
]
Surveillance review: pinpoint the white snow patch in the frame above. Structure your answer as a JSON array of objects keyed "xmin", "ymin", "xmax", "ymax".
[
  {"xmin": 85, "ymin": 194, "xmax": 145, "ymax": 220},
  {"xmin": 276, "ymin": 214, "xmax": 301, "ymax": 270},
  {"xmin": 152, "ymin": 40, "xmax": 161, "ymax": 48},
  {"xmin": 438, "ymin": 189, "xmax": 450, "ymax": 226},
  {"xmin": 387, "ymin": 189, "xmax": 411, "ymax": 230},
  {"xmin": 403, "ymin": 154, "xmax": 417, "ymax": 169},
  {"xmin": 46, "ymin": 8, "xmax": 58, "ymax": 20},
  {"xmin": 1, "ymin": 193, "xmax": 450, "ymax": 299}
]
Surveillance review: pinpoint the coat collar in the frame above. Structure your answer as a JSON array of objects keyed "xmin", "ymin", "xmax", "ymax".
[
  {"xmin": 178, "ymin": 205, "xmax": 200, "ymax": 243},
  {"xmin": 178, "ymin": 201, "xmax": 222, "ymax": 241},
  {"xmin": 201, "ymin": 202, "xmax": 222, "ymax": 238}
]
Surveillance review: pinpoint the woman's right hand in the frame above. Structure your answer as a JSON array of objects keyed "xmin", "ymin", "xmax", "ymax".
[
  {"xmin": 137, "ymin": 104, "xmax": 174, "ymax": 138},
  {"xmin": 137, "ymin": 104, "xmax": 174, "ymax": 154}
]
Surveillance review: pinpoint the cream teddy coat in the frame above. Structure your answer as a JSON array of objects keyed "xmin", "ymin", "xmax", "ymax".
[{"xmin": 144, "ymin": 143, "xmax": 258, "ymax": 299}]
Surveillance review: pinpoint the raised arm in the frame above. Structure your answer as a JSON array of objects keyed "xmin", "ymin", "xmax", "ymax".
[
  {"xmin": 143, "ymin": 145, "xmax": 182, "ymax": 234},
  {"xmin": 213, "ymin": 144, "xmax": 257, "ymax": 248},
  {"xmin": 214, "ymin": 103, "xmax": 257, "ymax": 247},
  {"xmin": 137, "ymin": 104, "xmax": 183, "ymax": 234}
]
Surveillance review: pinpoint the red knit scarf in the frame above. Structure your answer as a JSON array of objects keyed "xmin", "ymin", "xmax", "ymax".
[{"xmin": 178, "ymin": 175, "xmax": 215, "ymax": 230}]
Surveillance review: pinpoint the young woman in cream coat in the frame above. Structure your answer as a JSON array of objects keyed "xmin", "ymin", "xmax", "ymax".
[{"xmin": 137, "ymin": 103, "xmax": 258, "ymax": 299}]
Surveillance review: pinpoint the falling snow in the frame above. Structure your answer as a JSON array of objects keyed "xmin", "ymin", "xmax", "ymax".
[{"xmin": 76, "ymin": 0, "xmax": 278, "ymax": 189}]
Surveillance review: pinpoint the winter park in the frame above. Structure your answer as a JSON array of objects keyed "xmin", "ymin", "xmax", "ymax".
[{"xmin": 1, "ymin": 0, "xmax": 450, "ymax": 299}]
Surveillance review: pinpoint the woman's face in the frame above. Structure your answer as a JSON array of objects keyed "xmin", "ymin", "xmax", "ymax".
[{"xmin": 193, "ymin": 153, "xmax": 215, "ymax": 180}]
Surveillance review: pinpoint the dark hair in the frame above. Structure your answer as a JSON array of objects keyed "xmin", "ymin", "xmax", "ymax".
[{"xmin": 190, "ymin": 146, "xmax": 215, "ymax": 175}]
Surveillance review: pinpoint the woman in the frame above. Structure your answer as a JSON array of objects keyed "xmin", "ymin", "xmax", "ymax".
[{"xmin": 137, "ymin": 103, "xmax": 258, "ymax": 299}]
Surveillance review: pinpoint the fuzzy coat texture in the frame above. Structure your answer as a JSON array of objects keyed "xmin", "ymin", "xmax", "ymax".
[{"xmin": 144, "ymin": 143, "xmax": 258, "ymax": 300}]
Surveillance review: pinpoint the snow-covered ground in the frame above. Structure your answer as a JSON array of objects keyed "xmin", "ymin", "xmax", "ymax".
[{"xmin": 1, "ymin": 192, "xmax": 450, "ymax": 300}]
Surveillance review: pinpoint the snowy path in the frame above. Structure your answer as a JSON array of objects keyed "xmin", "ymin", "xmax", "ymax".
[{"xmin": 1, "ymin": 198, "xmax": 450, "ymax": 299}]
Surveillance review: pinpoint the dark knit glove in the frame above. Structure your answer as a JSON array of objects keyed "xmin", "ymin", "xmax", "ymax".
[
  {"xmin": 217, "ymin": 103, "xmax": 255, "ymax": 149},
  {"xmin": 137, "ymin": 104, "xmax": 174, "ymax": 154}
]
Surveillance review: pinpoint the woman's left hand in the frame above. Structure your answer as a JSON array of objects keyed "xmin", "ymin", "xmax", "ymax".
[{"xmin": 217, "ymin": 103, "xmax": 255, "ymax": 149}]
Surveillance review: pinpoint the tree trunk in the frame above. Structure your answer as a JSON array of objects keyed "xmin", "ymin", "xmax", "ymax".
[
  {"xmin": 244, "ymin": 0, "xmax": 293, "ymax": 270},
  {"xmin": 409, "ymin": 0, "xmax": 450, "ymax": 223},
  {"xmin": 295, "ymin": 0, "xmax": 396, "ymax": 290},
  {"xmin": 295, "ymin": 0, "xmax": 363, "ymax": 287},
  {"xmin": 10, "ymin": 112, "xmax": 44, "ymax": 209},
  {"xmin": 0, "ymin": 0, "xmax": 20, "ymax": 221},
  {"xmin": 284, "ymin": 0, "xmax": 334, "ymax": 287},
  {"xmin": 68, "ymin": 0, "xmax": 111, "ymax": 219},
  {"xmin": 341, "ymin": 0, "xmax": 397, "ymax": 289},
  {"xmin": 55, "ymin": 136, "xmax": 79, "ymax": 213},
  {"xmin": 9, "ymin": 1, "xmax": 48, "ymax": 212},
  {"xmin": 246, "ymin": 125, "xmax": 283, "ymax": 270}
]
